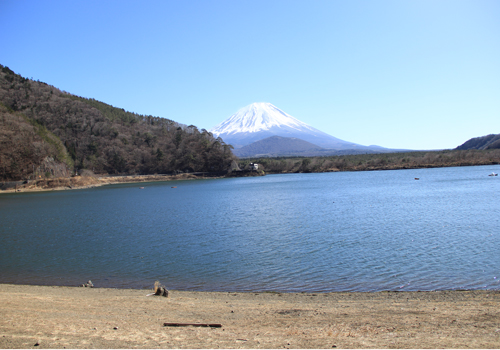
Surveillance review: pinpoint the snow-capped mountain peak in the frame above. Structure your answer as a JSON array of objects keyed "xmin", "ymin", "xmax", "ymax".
[
  {"xmin": 211, "ymin": 102, "xmax": 315, "ymax": 136},
  {"xmin": 210, "ymin": 102, "xmax": 361, "ymax": 150}
]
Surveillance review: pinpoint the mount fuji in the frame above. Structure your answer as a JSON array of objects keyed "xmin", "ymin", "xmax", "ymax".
[{"xmin": 210, "ymin": 102, "xmax": 374, "ymax": 152}]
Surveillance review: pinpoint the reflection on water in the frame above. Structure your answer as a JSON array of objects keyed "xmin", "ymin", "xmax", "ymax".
[{"xmin": 0, "ymin": 165, "xmax": 499, "ymax": 292}]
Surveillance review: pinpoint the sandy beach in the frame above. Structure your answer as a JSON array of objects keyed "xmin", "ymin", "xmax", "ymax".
[
  {"xmin": 0, "ymin": 173, "xmax": 216, "ymax": 194},
  {"xmin": 0, "ymin": 284, "xmax": 498, "ymax": 349}
]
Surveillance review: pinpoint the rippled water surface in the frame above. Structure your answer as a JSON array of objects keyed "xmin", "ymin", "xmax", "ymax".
[{"xmin": 1, "ymin": 165, "xmax": 499, "ymax": 292}]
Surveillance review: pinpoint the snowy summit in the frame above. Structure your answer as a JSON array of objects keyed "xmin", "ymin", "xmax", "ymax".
[
  {"xmin": 211, "ymin": 102, "xmax": 316, "ymax": 136},
  {"xmin": 210, "ymin": 102, "xmax": 359, "ymax": 150}
]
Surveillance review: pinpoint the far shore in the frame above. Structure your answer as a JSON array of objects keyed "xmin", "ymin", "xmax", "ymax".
[
  {"xmin": 0, "ymin": 283, "xmax": 498, "ymax": 348},
  {"xmin": 2, "ymin": 160, "xmax": 499, "ymax": 195}
]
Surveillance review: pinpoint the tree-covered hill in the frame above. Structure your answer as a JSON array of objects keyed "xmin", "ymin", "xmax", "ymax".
[
  {"xmin": 0, "ymin": 64, "xmax": 235, "ymax": 181},
  {"xmin": 456, "ymin": 134, "xmax": 500, "ymax": 150},
  {"xmin": 233, "ymin": 136, "xmax": 325, "ymax": 157}
]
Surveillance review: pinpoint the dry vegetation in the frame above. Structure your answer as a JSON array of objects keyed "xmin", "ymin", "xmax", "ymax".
[{"xmin": 240, "ymin": 149, "xmax": 500, "ymax": 174}]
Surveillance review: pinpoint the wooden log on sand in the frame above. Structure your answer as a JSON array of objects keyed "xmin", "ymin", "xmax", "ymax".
[{"xmin": 163, "ymin": 323, "xmax": 222, "ymax": 328}]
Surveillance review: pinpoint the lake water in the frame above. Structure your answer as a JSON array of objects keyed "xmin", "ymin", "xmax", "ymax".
[{"xmin": 1, "ymin": 165, "xmax": 499, "ymax": 292}]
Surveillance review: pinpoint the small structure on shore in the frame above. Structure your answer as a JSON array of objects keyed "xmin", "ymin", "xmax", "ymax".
[{"xmin": 226, "ymin": 162, "xmax": 264, "ymax": 177}]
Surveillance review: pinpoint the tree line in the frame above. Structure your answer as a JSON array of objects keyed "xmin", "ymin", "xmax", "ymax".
[{"xmin": 238, "ymin": 149, "xmax": 500, "ymax": 174}]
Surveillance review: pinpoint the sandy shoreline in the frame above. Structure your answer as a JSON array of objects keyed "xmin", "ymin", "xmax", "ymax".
[
  {"xmin": 0, "ymin": 173, "xmax": 220, "ymax": 194},
  {"xmin": 0, "ymin": 284, "xmax": 498, "ymax": 349}
]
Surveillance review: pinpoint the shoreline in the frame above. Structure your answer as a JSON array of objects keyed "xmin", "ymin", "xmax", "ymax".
[
  {"xmin": 2, "ymin": 162, "xmax": 498, "ymax": 195},
  {"xmin": 3, "ymin": 280, "xmax": 500, "ymax": 292},
  {"xmin": 2, "ymin": 279, "xmax": 500, "ymax": 294},
  {"xmin": 0, "ymin": 173, "xmax": 222, "ymax": 194},
  {"xmin": 1, "ymin": 284, "xmax": 499, "ymax": 348}
]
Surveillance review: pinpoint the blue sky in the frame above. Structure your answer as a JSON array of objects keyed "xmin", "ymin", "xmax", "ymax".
[{"xmin": 1, "ymin": 0, "xmax": 499, "ymax": 150}]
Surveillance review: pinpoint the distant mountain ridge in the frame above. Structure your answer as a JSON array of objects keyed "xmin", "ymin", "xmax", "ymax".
[
  {"xmin": 456, "ymin": 134, "xmax": 500, "ymax": 150},
  {"xmin": 233, "ymin": 136, "xmax": 324, "ymax": 157},
  {"xmin": 233, "ymin": 136, "xmax": 398, "ymax": 158}
]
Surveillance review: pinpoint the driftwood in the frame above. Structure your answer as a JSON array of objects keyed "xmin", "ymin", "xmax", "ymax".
[
  {"xmin": 154, "ymin": 281, "xmax": 169, "ymax": 297},
  {"xmin": 163, "ymin": 323, "xmax": 222, "ymax": 328}
]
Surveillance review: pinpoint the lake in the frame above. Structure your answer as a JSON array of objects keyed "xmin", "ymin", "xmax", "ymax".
[{"xmin": 0, "ymin": 165, "xmax": 499, "ymax": 292}]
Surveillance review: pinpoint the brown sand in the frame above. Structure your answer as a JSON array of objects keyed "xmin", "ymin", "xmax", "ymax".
[
  {"xmin": 0, "ymin": 284, "xmax": 499, "ymax": 348},
  {"xmin": 0, "ymin": 173, "xmax": 216, "ymax": 194}
]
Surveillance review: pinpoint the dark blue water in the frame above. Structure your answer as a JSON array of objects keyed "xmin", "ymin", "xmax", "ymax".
[{"xmin": 1, "ymin": 165, "xmax": 499, "ymax": 292}]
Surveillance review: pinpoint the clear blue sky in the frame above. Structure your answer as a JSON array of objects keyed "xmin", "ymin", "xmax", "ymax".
[{"xmin": 1, "ymin": 0, "xmax": 499, "ymax": 150}]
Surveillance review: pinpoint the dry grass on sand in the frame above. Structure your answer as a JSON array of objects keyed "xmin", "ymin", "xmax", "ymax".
[
  {"xmin": 0, "ymin": 284, "xmax": 499, "ymax": 348},
  {"xmin": 0, "ymin": 173, "xmax": 206, "ymax": 194}
]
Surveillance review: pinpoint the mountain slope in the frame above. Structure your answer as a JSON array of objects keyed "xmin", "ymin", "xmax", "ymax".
[
  {"xmin": 0, "ymin": 103, "xmax": 73, "ymax": 180},
  {"xmin": 233, "ymin": 135, "xmax": 397, "ymax": 158},
  {"xmin": 211, "ymin": 102, "xmax": 363, "ymax": 150},
  {"xmin": 232, "ymin": 136, "xmax": 325, "ymax": 157},
  {"xmin": 456, "ymin": 134, "xmax": 500, "ymax": 150}
]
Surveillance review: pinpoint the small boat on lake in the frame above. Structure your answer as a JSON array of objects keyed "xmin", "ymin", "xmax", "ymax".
[{"xmin": 489, "ymin": 172, "xmax": 498, "ymax": 176}]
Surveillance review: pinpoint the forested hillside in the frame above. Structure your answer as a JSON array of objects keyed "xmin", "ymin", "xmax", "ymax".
[
  {"xmin": 0, "ymin": 65, "xmax": 235, "ymax": 181},
  {"xmin": 456, "ymin": 134, "xmax": 500, "ymax": 150},
  {"xmin": 233, "ymin": 136, "xmax": 325, "ymax": 157}
]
